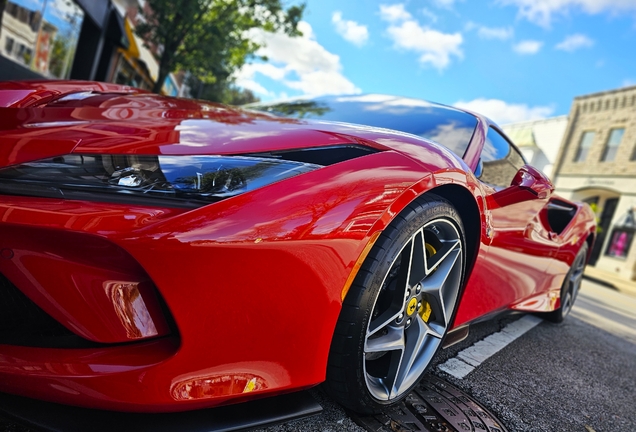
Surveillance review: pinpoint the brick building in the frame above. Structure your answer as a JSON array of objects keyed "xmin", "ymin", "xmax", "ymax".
[{"xmin": 552, "ymin": 85, "xmax": 636, "ymax": 282}]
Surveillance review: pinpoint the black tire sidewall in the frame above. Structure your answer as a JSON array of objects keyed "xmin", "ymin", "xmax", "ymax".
[{"xmin": 325, "ymin": 195, "xmax": 466, "ymax": 414}]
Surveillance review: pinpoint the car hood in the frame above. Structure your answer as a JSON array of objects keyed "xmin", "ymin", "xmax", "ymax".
[{"xmin": 0, "ymin": 81, "xmax": 465, "ymax": 172}]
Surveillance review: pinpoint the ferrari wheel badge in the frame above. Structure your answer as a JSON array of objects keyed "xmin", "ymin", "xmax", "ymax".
[{"xmin": 407, "ymin": 297, "xmax": 418, "ymax": 316}]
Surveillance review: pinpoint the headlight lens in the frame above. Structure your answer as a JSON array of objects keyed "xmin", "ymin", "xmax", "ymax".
[{"xmin": 0, "ymin": 154, "xmax": 321, "ymax": 208}]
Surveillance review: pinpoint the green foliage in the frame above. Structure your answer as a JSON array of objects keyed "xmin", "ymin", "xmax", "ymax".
[
  {"xmin": 251, "ymin": 100, "xmax": 332, "ymax": 118},
  {"xmin": 589, "ymin": 202, "xmax": 603, "ymax": 234},
  {"xmin": 49, "ymin": 36, "xmax": 70, "ymax": 78},
  {"xmin": 196, "ymin": 80, "xmax": 260, "ymax": 105},
  {"xmin": 135, "ymin": 0, "xmax": 304, "ymax": 95}
]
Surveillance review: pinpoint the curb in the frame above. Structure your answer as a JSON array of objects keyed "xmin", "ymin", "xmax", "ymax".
[{"xmin": 584, "ymin": 266, "xmax": 636, "ymax": 298}]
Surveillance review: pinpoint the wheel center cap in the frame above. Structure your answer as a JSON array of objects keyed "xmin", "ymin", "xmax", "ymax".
[{"xmin": 407, "ymin": 297, "xmax": 418, "ymax": 316}]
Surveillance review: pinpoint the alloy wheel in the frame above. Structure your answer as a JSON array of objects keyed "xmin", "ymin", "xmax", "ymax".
[{"xmin": 363, "ymin": 218, "xmax": 463, "ymax": 401}]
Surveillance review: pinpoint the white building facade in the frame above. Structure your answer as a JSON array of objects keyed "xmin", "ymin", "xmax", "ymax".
[
  {"xmin": 501, "ymin": 115, "xmax": 569, "ymax": 179},
  {"xmin": 552, "ymin": 86, "xmax": 636, "ymax": 282}
]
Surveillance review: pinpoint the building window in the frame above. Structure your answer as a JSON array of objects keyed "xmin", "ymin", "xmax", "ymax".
[
  {"xmin": 606, "ymin": 228, "xmax": 634, "ymax": 258},
  {"xmin": 574, "ymin": 131, "xmax": 595, "ymax": 162},
  {"xmin": 1, "ymin": 0, "xmax": 84, "ymax": 79},
  {"xmin": 4, "ymin": 37, "xmax": 14, "ymax": 55},
  {"xmin": 601, "ymin": 128, "xmax": 625, "ymax": 162},
  {"xmin": 605, "ymin": 209, "xmax": 635, "ymax": 259}
]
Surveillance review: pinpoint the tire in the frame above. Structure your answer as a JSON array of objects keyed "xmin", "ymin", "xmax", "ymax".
[
  {"xmin": 545, "ymin": 243, "xmax": 588, "ymax": 323},
  {"xmin": 324, "ymin": 194, "xmax": 466, "ymax": 414}
]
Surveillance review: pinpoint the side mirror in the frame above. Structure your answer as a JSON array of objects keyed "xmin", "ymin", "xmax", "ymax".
[{"xmin": 491, "ymin": 165, "xmax": 554, "ymax": 207}]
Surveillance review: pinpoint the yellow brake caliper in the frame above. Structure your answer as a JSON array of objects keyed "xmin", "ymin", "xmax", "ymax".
[{"xmin": 419, "ymin": 243, "xmax": 437, "ymax": 323}]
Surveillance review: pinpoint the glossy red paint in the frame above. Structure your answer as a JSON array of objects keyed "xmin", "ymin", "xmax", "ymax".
[
  {"xmin": 0, "ymin": 82, "xmax": 596, "ymax": 412},
  {"xmin": 0, "ymin": 80, "xmax": 140, "ymax": 108}
]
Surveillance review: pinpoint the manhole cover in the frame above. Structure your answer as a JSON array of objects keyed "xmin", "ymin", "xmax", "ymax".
[{"xmin": 351, "ymin": 375, "xmax": 508, "ymax": 432}]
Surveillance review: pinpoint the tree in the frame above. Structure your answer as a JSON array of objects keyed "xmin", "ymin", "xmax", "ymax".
[
  {"xmin": 135, "ymin": 0, "xmax": 304, "ymax": 97},
  {"xmin": 49, "ymin": 35, "xmax": 70, "ymax": 78},
  {"xmin": 199, "ymin": 81, "xmax": 260, "ymax": 105}
]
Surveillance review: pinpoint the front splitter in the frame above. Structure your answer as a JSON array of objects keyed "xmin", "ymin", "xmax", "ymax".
[{"xmin": 0, "ymin": 390, "xmax": 322, "ymax": 432}]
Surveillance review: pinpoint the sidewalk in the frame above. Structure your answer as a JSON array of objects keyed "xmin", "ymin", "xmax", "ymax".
[{"xmin": 584, "ymin": 265, "xmax": 636, "ymax": 298}]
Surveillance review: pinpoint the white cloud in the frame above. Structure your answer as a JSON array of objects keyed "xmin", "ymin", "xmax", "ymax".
[
  {"xmin": 454, "ymin": 98, "xmax": 555, "ymax": 124},
  {"xmin": 622, "ymin": 79, "xmax": 636, "ymax": 88},
  {"xmin": 513, "ymin": 40, "xmax": 543, "ymax": 54},
  {"xmin": 420, "ymin": 8, "xmax": 439, "ymax": 23},
  {"xmin": 380, "ymin": 4, "xmax": 463, "ymax": 70},
  {"xmin": 555, "ymin": 33, "xmax": 594, "ymax": 51},
  {"xmin": 379, "ymin": 4, "xmax": 412, "ymax": 22},
  {"xmin": 499, "ymin": 0, "xmax": 636, "ymax": 27},
  {"xmin": 235, "ymin": 63, "xmax": 288, "ymax": 97},
  {"xmin": 332, "ymin": 11, "xmax": 369, "ymax": 46},
  {"xmin": 236, "ymin": 22, "xmax": 360, "ymax": 98},
  {"xmin": 477, "ymin": 26, "xmax": 514, "ymax": 40}
]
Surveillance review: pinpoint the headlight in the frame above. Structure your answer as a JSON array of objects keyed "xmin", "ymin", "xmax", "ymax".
[{"xmin": 0, "ymin": 154, "xmax": 321, "ymax": 208}]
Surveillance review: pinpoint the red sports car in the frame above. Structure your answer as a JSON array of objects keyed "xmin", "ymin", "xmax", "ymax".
[{"xmin": 0, "ymin": 83, "xmax": 595, "ymax": 418}]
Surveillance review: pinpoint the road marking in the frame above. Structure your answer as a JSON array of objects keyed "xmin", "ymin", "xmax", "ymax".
[{"xmin": 438, "ymin": 314, "xmax": 543, "ymax": 379}]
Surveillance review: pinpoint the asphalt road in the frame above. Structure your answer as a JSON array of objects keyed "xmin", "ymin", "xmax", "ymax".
[
  {"xmin": 2, "ymin": 279, "xmax": 634, "ymax": 432},
  {"xmin": 431, "ymin": 278, "xmax": 636, "ymax": 431},
  {"xmin": 257, "ymin": 278, "xmax": 636, "ymax": 432}
]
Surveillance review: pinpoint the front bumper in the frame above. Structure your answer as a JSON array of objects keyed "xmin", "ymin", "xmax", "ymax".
[
  {"xmin": 0, "ymin": 195, "xmax": 344, "ymax": 411},
  {"xmin": 0, "ymin": 151, "xmax": 427, "ymax": 412}
]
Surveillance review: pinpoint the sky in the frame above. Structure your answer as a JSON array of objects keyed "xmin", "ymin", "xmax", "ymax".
[{"xmin": 236, "ymin": 0, "xmax": 636, "ymax": 125}]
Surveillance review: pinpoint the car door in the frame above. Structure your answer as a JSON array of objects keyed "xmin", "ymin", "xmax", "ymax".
[{"xmin": 457, "ymin": 126, "xmax": 557, "ymax": 323}]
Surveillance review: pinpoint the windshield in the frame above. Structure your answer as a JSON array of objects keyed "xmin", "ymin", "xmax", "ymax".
[{"xmin": 249, "ymin": 94, "xmax": 478, "ymax": 158}]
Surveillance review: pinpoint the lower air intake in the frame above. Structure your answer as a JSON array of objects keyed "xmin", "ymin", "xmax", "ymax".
[{"xmin": 0, "ymin": 273, "xmax": 88, "ymax": 347}]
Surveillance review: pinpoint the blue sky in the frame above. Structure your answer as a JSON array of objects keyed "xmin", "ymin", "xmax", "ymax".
[{"xmin": 237, "ymin": 0, "xmax": 636, "ymax": 124}]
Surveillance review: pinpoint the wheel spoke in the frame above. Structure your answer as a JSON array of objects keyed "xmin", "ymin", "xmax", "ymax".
[
  {"xmin": 425, "ymin": 238, "xmax": 461, "ymax": 275},
  {"xmin": 391, "ymin": 315, "xmax": 441, "ymax": 397},
  {"xmin": 365, "ymin": 325, "xmax": 405, "ymax": 353},
  {"xmin": 368, "ymin": 308, "xmax": 403, "ymax": 338},
  {"xmin": 368, "ymin": 240, "xmax": 414, "ymax": 337},
  {"xmin": 420, "ymin": 248, "xmax": 461, "ymax": 326}
]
